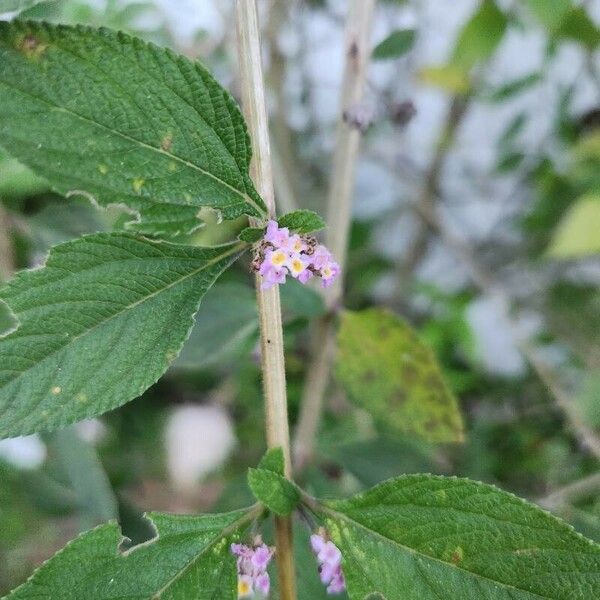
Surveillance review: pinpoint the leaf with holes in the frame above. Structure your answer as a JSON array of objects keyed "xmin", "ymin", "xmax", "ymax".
[
  {"xmin": 335, "ymin": 308, "xmax": 463, "ymax": 443},
  {"xmin": 311, "ymin": 474, "xmax": 600, "ymax": 599},
  {"xmin": 0, "ymin": 233, "xmax": 244, "ymax": 439},
  {"xmin": 0, "ymin": 21, "xmax": 266, "ymax": 223},
  {"xmin": 2, "ymin": 507, "xmax": 259, "ymax": 599}
]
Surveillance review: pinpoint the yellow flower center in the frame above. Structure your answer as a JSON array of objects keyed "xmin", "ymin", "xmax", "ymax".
[
  {"xmin": 292, "ymin": 239, "xmax": 303, "ymax": 253},
  {"xmin": 270, "ymin": 250, "xmax": 287, "ymax": 267},
  {"xmin": 238, "ymin": 579, "xmax": 251, "ymax": 597},
  {"xmin": 322, "ymin": 266, "xmax": 332, "ymax": 277},
  {"xmin": 290, "ymin": 258, "xmax": 305, "ymax": 274}
]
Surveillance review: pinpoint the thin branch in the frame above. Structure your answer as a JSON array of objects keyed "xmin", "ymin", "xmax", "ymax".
[
  {"xmin": 0, "ymin": 202, "xmax": 15, "ymax": 282},
  {"xmin": 235, "ymin": 2, "xmax": 297, "ymax": 598},
  {"xmin": 293, "ymin": 0, "xmax": 376, "ymax": 471}
]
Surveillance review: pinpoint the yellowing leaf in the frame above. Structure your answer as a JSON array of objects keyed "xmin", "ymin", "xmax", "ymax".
[
  {"xmin": 548, "ymin": 195, "xmax": 600, "ymax": 258},
  {"xmin": 419, "ymin": 66, "xmax": 470, "ymax": 94},
  {"xmin": 335, "ymin": 308, "xmax": 464, "ymax": 443}
]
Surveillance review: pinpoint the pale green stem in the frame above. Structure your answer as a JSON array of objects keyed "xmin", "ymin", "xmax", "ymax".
[{"xmin": 235, "ymin": 2, "xmax": 297, "ymax": 598}]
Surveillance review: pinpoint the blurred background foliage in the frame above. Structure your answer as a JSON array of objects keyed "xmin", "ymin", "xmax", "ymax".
[{"xmin": 0, "ymin": 0, "xmax": 599, "ymax": 594}]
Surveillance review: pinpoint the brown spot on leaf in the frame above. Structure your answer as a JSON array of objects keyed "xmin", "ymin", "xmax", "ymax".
[
  {"xmin": 19, "ymin": 34, "xmax": 48, "ymax": 59},
  {"xmin": 161, "ymin": 133, "xmax": 173, "ymax": 151}
]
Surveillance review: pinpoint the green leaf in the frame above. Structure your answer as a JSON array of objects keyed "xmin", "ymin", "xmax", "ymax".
[
  {"xmin": 125, "ymin": 204, "xmax": 203, "ymax": 237},
  {"xmin": 258, "ymin": 447, "xmax": 285, "ymax": 475},
  {"xmin": 372, "ymin": 29, "xmax": 416, "ymax": 60},
  {"xmin": 238, "ymin": 226, "xmax": 265, "ymax": 243},
  {"xmin": 524, "ymin": 0, "xmax": 571, "ymax": 31},
  {"xmin": 278, "ymin": 210, "xmax": 326, "ymax": 234},
  {"xmin": 451, "ymin": 0, "xmax": 507, "ymax": 69},
  {"xmin": 548, "ymin": 194, "xmax": 600, "ymax": 258},
  {"xmin": 3, "ymin": 507, "xmax": 258, "ymax": 599},
  {"xmin": 486, "ymin": 72, "xmax": 541, "ymax": 102},
  {"xmin": 314, "ymin": 474, "xmax": 600, "ymax": 599},
  {"xmin": 173, "ymin": 281, "xmax": 258, "ymax": 370},
  {"xmin": 335, "ymin": 308, "xmax": 464, "ymax": 443},
  {"xmin": 0, "ymin": 21, "xmax": 266, "ymax": 223},
  {"xmin": 0, "ymin": 233, "xmax": 244, "ymax": 438},
  {"xmin": 247, "ymin": 467, "xmax": 300, "ymax": 516},
  {"xmin": 47, "ymin": 426, "xmax": 118, "ymax": 530},
  {"xmin": 0, "ymin": 0, "xmax": 44, "ymax": 13},
  {"xmin": 555, "ymin": 7, "xmax": 600, "ymax": 49},
  {"xmin": 323, "ymin": 437, "xmax": 440, "ymax": 488}
]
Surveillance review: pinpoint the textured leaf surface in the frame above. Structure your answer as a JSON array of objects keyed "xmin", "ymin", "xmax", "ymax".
[
  {"xmin": 548, "ymin": 194, "xmax": 600, "ymax": 258},
  {"xmin": 0, "ymin": 21, "xmax": 266, "ymax": 221},
  {"xmin": 316, "ymin": 474, "xmax": 600, "ymax": 599},
  {"xmin": 248, "ymin": 467, "xmax": 300, "ymax": 516},
  {"xmin": 4, "ymin": 508, "xmax": 256, "ymax": 599},
  {"xmin": 278, "ymin": 209, "xmax": 325, "ymax": 234},
  {"xmin": 335, "ymin": 308, "xmax": 463, "ymax": 443},
  {"xmin": 238, "ymin": 226, "xmax": 264, "ymax": 243},
  {"xmin": 373, "ymin": 29, "xmax": 416, "ymax": 60},
  {"xmin": 125, "ymin": 204, "xmax": 203, "ymax": 237},
  {"xmin": 0, "ymin": 233, "xmax": 244, "ymax": 438}
]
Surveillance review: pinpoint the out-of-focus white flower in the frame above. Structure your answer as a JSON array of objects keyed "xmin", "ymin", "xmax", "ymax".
[
  {"xmin": 0, "ymin": 434, "xmax": 46, "ymax": 470},
  {"xmin": 165, "ymin": 404, "xmax": 236, "ymax": 492},
  {"xmin": 75, "ymin": 418, "xmax": 108, "ymax": 445}
]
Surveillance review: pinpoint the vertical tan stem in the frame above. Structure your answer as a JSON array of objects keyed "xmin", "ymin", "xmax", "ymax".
[
  {"xmin": 293, "ymin": 0, "xmax": 376, "ymax": 470},
  {"xmin": 235, "ymin": 2, "xmax": 297, "ymax": 598},
  {"xmin": 0, "ymin": 203, "xmax": 15, "ymax": 282}
]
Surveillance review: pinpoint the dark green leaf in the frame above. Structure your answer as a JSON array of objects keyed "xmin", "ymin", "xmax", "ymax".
[
  {"xmin": 238, "ymin": 226, "xmax": 265, "ymax": 243},
  {"xmin": 314, "ymin": 474, "xmax": 600, "ymax": 599},
  {"xmin": 0, "ymin": 21, "xmax": 266, "ymax": 223},
  {"xmin": 173, "ymin": 281, "xmax": 258, "ymax": 370},
  {"xmin": 47, "ymin": 426, "xmax": 118, "ymax": 530},
  {"xmin": 451, "ymin": 0, "xmax": 507, "ymax": 69},
  {"xmin": 335, "ymin": 308, "xmax": 464, "ymax": 443},
  {"xmin": 0, "ymin": 233, "xmax": 244, "ymax": 438},
  {"xmin": 125, "ymin": 204, "xmax": 202, "ymax": 237},
  {"xmin": 3, "ymin": 508, "xmax": 258, "ymax": 599},
  {"xmin": 247, "ymin": 467, "xmax": 300, "ymax": 516},
  {"xmin": 278, "ymin": 210, "xmax": 325, "ymax": 234},
  {"xmin": 372, "ymin": 29, "xmax": 416, "ymax": 60}
]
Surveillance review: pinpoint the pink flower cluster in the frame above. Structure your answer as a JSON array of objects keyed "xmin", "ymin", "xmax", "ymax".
[
  {"xmin": 310, "ymin": 531, "xmax": 346, "ymax": 595},
  {"xmin": 252, "ymin": 220, "xmax": 340, "ymax": 290},
  {"xmin": 231, "ymin": 539, "xmax": 274, "ymax": 598}
]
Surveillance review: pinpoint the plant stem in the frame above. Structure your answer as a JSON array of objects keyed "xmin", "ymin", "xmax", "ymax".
[
  {"xmin": 293, "ymin": 0, "xmax": 375, "ymax": 471},
  {"xmin": 539, "ymin": 471, "xmax": 600, "ymax": 511},
  {"xmin": 0, "ymin": 203, "xmax": 15, "ymax": 282},
  {"xmin": 235, "ymin": 2, "xmax": 297, "ymax": 598}
]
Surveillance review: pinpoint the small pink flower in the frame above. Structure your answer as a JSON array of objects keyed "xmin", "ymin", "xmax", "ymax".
[
  {"xmin": 251, "ymin": 544, "xmax": 273, "ymax": 572},
  {"xmin": 318, "ymin": 541, "xmax": 342, "ymax": 567},
  {"xmin": 320, "ymin": 261, "xmax": 340, "ymax": 288},
  {"xmin": 264, "ymin": 220, "xmax": 291, "ymax": 249},
  {"xmin": 327, "ymin": 569, "xmax": 346, "ymax": 595},
  {"xmin": 311, "ymin": 245, "xmax": 332, "ymax": 270},
  {"xmin": 310, "ymin": 533, "xmax": 326, "ymax": 554},
  {"xmin": 237, "ymin": 574, "xmax": 253, "ymax": 598},
  {"xmin": 254, "ymin": 572, "xmax": 271, "ymax": 596}
]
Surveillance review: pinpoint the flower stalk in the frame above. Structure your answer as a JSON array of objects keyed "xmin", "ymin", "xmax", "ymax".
[{"xmin": 235, "ymin": 2, "xmax": 297, "ymax": 598}]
